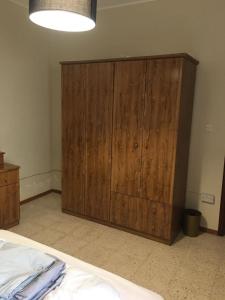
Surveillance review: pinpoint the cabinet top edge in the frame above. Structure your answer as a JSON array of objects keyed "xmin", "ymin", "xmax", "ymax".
[
  {"xmin": 60, "ymin": 53, "xmax": 199, "ymax": 66},
  {"xmin": 0, "ymin": 163, "xmax": 20, "ymax": 172}
]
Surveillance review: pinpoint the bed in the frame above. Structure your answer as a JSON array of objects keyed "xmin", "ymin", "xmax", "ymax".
[{"xmin": 0, "ymin": 230, "xmax": 163, "ymax": 300}]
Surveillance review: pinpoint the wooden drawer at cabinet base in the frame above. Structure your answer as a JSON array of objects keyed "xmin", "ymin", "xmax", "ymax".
[{"xmin": 110, "ymin": 192, "xmax": 172, "ymax": 241}]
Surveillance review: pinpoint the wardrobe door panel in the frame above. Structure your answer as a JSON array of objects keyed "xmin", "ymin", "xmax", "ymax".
[
  {"xmin": 110, "ymin": 192, "xmax": 171, "ymax": 240},
  {"xmin": 85, "ymin": 63, "xmax": 113, "ymax": 221},
  {"xmin": 141, "ymin": 59, "xmax": 182, "ymax": 203},
  {"xmin": 144, "ymin": 58, "xmax": 182, "ymax": 130},
  {"xmin": 141, "ymin": 128, "xmax": 177, "ymax": 203},
  {"xmin": 62, "ymin": 64, "xmax": 86, "ymax": 215},
  {"xmin": 111, "ymin": 60, "xmax": 146, "ymax": 197}
]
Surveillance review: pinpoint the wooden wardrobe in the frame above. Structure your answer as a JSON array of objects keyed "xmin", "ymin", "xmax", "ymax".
[{"xmin": 61, "ymin": 53, "xmax": 198, "ymax": 244}]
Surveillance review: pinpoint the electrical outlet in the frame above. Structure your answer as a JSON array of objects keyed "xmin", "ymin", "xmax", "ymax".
[{"xmin": 201, "ymin": 193, "xmax": 215, "ymax": 205}]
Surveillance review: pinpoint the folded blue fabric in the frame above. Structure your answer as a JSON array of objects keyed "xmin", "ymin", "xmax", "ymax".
[
  {"xmin": 13, "ymin": 259, "xmax": 65, "ymax": 300},
  {"xmin": 0, "ymin": 241, "xmax": 64, "ymax": 300},
  {"xmin": 28, "ymin": 274, "xmax": 65, "ymax": 300}
]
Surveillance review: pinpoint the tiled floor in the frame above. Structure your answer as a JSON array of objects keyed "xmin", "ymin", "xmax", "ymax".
[{"xmin": 10, "ymin": 193, "xmax": 225, "ymax": 300}]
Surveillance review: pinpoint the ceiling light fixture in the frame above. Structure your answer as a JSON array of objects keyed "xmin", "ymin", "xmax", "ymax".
[{"xmin": 29, "ymin": 0, "xmax": 97, "ymax": 32}]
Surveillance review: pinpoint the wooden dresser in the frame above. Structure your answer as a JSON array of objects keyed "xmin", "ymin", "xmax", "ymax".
[{"xmin": 0, "ymin": 163, "xmax": 20, "ymax": 229}]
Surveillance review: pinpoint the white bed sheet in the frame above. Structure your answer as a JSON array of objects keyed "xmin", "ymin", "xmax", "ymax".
[{"xmin": 0, "ymin": 230, "xmax": 163, "ymax": 300}]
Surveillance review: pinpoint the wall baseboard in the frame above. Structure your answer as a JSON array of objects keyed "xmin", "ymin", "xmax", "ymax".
[
  {"xmin": 20, "ymin": 171, "xmax": 52, "ymax": 201},
  {"xmin": 20, "ymin": 189, "xmax": 61, "ymax": 205},
  {"xmin": 51, "ymin": 189, "xmax": 62, "ymax": 194},
  {"xmin": 200, "ymin": 226, "xmax": 218, "ymax": 235}
]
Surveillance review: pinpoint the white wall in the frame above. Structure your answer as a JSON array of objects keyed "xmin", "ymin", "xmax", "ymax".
[
  {"xmin": 49, "ymin": 0, "xmax": 225, "ymax": 230},
  {"xmin": 0, "ymin": 1, "xmax": 52, "ymax": 200}
]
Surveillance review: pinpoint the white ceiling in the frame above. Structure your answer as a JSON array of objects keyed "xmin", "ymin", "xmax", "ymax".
[{"xmin": 9, "ymin": 0, "xmax": 155, "ymax": 10}]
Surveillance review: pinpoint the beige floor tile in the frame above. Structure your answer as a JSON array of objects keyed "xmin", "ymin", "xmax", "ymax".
[
  {"xmin": 52, "ymin": 235, "xmax": 89, "ymax": 256},
  {"xmin": 48, "ymin": 219, "xmax": 82, "ymax": 234},
  {"xmin": 186, "ymin": 244, "xmax": 223, "ymax": 267},
  {"xmin": 190, "ymin": 232, "xmax": 225, "ymax": 252},
  {"xmin": 76, "ymin": 240, "xmax": 114, "ymax": 267},
  {"xmin": 167, "ymin": 261, "xmax": 215, "ymax": 300},
  {"xmin": 132, "ymin": 251, "xmax": 178, "ymax": 297},
  {"xmin": 96, "ymin": 228, "xmax": 130, "ymax": 251},
  {"xmin": 32, "ymin": 228, "xmax": 65, "ymax": 246},
  {"xmin": 119, "ymin": 234, "xmax": 156, "ymax": 259},
  {"xmin": 20, "ymin": 206, "xmax": 43, "ymax": 221},
  {"xmin": 31, "ymin": 213, "xmax": 62, "ymax": 227},
  {"xmin": 218, "ymin": 259, "xmax": 225, "ymax": 277},
  {"xmin": 71, "ymin": 223, "xmax": 106, "ymax": 243},
  {"xmin": 210, "ymin": 273, "xmax": 225, "ymax": 300},
  {"xmin": 175, "ymin": 266, "xmax": 215, "ymax": 292},
  {"xmin": 102, "ymin": 252, "xmax": 145, "ymax": 280},
  {"xmin": 167, "ymin": 281, "xmax": 211, "ymax": 300},
  {"xmin": 9, "ymin": 221, "xmax": 44, "ymax": 238}
]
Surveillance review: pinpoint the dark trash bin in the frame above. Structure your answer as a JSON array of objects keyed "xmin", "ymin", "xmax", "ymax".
[{"xmin": 183, "ymin": 209, "xmax": 201, "ymax": 237}]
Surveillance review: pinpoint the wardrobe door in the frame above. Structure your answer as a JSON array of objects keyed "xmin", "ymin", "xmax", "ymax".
[
  {"xmin": 62, "ymin": 64, "xmax": 86, "ymax": 215},
  {"xmin": 111, "ymin": 60, "xmax": 146, "ymax": 197},
  {"xmin": 141, "ymin": 58, "xmax": 182, "ymax": 203},
  {"xmin": 85, "ymin": 63, "xmax": 113, "ymax": 221}
]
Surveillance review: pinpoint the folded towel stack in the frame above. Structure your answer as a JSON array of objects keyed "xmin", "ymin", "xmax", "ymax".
[{"xmin": 0, "ymin": 241, "xmax": 65, "ymax": 300}]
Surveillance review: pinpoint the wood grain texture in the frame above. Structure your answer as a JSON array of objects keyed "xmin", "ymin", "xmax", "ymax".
[
  {"xmin": 0, "ymin": 169, "xmax": 19, "ymax": 187},
  {"xmin": 111, "ymin": 60, "xmax": 146, "ymax": 197},
  {"xmin": 61, "ymin": 53, "xmax": 199, "ymax": 66},
  {"xmin": 85, "ymin": 63, "xmax": 113, "ymax": 221},
  {"xmin": 62, "ymin": 64, "xmax": 86, "ymax": 215},
  {"xmin": 141, "ymin": 58, "xmax": 182, "ymax": 203},
  {"xmin": 0, "ymin": 166, "xmax": 20, "ymax": 229},
  {"xmin": 171, "ymin": 59, "xmax": 197, "ymax": 240},
  {"xmin": 61, "ymin": 54, "xmax": 198, "ymax": 244},
  {"xmin": 0, "ymin": 163, "xmax": 19, "ymax": 173},
  {"xmin": 2, "ymin": 183, "xmax": 20, "ymax": 228},
  {"xmin": 110, "ymin": 192, "xmax": 171, "ymax": 240}
]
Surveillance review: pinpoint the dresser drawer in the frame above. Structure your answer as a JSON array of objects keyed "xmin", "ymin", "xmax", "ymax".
[
  {"xmin": 0, "ymin": 170, "xmax": 19, "ymax": 187},
  {"xmin": 0, "ymin": 183, "xmax": 20, "ymax": 229}
]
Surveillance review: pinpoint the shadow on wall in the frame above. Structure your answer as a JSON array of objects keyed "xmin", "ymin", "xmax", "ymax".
[{"xmin": 186, "ymin": 63, "xmax": 214, "ymax": 229}]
